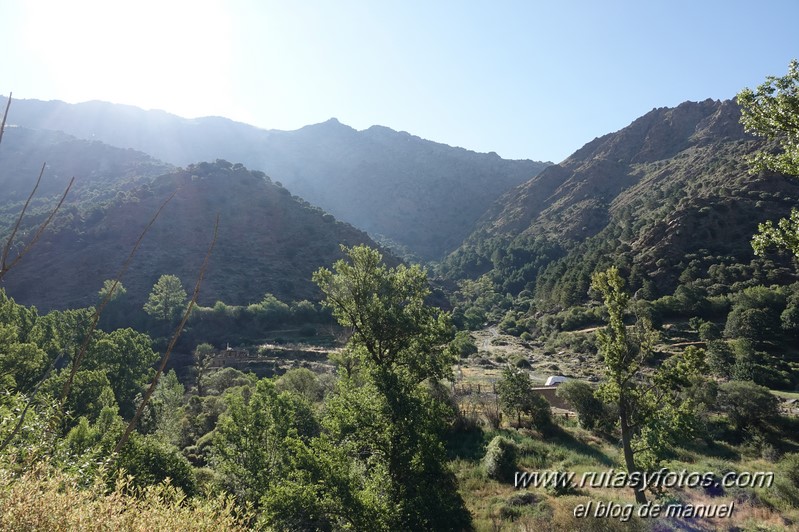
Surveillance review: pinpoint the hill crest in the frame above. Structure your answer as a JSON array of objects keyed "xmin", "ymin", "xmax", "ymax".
[{"xmin": 2, "ymin": 96, "xmax": 550, "ymax": 259}]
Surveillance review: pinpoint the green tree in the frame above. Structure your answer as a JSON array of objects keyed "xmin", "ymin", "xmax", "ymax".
[
  {"xmin": 139, "ymin": 369, "xmax": 185, "ymax": 445},
  {"xmin": 0, "ymin": 334, "xmax": 48, "ymax": 392},
  {"xmin": 716, "ymin": 380, "xmax": 780, "ymax": 431},
  {"xmin": 43, "ymin": 369, "xmax": 117, "ymax": 423},
  {"xmin": 192, "ymin": 342, "xmax": 215, "ymax": 397},
  {"xmin": 737, "ymin": 59, "xmax": 799, "ymax": 176},
  {"xmin": 143, "ymin": 274, "xmax": 187, "ymax": 326},
  {"xmin": 98, "ymin": 279, "xmax": 127, "ymax": 302},
  {"xmin": 84, "ymin": 328, "xmax": 158, "ymax": 417},
  {"xmin": 723, "ymin": 286, "xmax": 785, "ymax": 346},
  {"xmin": 781, "ymin": 283, "xmax": 799, "ymax": 335},
  {"xmin": 556, "ymin": 380, "xmax": 607, "ymax": 431},
  {"xmin": 211, "ymin": 379, "xmax": 297, "ymax": 507},
  {"xmin": 276, "ymin": 367, "xmax": 324, "ymax": 403},
  {"xmin": 310, "ymin": 245, "xmax": 470, "ymax": 530},
  {"xmin": 97, "ymin": 280, "xmax": 128, "ymax": 330},
  {"xmin": 450, "ymin": 330, "xmax": 478, "ymax": 358},
  {"xmin": 738, "ymin": 60, "xmax": 799, "ymax": 257},
  {"xmin": 592, "ymin": 267, "xmax": 703, "ymax": 504},
  {"xmin": 496, "ymin": 366, "xmax": 551, "ymax": 429}
]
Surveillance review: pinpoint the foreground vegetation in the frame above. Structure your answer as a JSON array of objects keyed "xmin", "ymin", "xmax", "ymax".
[{"xmin": 2, "ymin": 61, "xmax": 799, "ymax": 531}]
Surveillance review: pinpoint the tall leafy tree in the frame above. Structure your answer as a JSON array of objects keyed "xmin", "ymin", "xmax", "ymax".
[
  {"xmin": 143, "ymin": 274, "xmax": 187, "ymax": 325},
  {"xmin": 192, "ymin": 342, "xmax": 215, "ymax": 397},
  {"xmin": 496, "ymin": 366, "xmax": 550, "ymax": 429},
  {"xmin": 309, "ymin": 245, "xmax": 470, "ymax": 531},
  {"xmin": 592, "ymin": 267, "xmax": 702, "ymax": 504},
  {"xmin": 84, "ymin": 328, "xmax": 158, "ymax": 417},
  {"xmin": 211, "ymin": 379, "xmax": 297, "ymax": 507}
]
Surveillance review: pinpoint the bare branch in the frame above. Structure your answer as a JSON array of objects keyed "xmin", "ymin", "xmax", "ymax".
[
  {"xmin": 1, "ymin": 163, "xmax": 46, "ymax": 275},
  {"xmin": 60, "ymin": 188, "xmax": 178, "ymax": 407},
  {"xmin": 0, "ymin": 350, "xmax": 66, "ymax": 453},
  {"xmin": 114, "ymin": 214, "xmax": 219, "ymax": 454},
  {"xmin": 1, "ymin": 174, "xmax": 75, "ymax": 279},
  {"xmin": 0, "ymin": 94, "xmax": 75, "ymax": 281},
  {"xmin": 0, "ymin": 92, "xmax": 11, "ymax": 146}
]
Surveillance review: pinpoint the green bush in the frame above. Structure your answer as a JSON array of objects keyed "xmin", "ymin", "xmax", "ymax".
[
  {"xmin": 527, "ymin": 393, "xmax": 553, "ymax": 432},
  {"xmin": 117, "ymin": 435, "xmax": 197, "ymax": 496},
  {"xmin": 774, "ymin": 453, "xmax": 799, "ymax": 508},
  {"xmin": 715, "ymin": 380, "xmax": 779, "ymax": 431},
  {"xmin": 556, "ymin": 380, "xmax": 606, "ymax": 431},
  {"xmin": 450, "ymin": 331, "xmax": 478, "ymax": 358},
  {"xmin": 513, "ymin": 355, "xmax": 532, "ymax": 369},
  {"xmin": 483, "ymin": 436, "xmax": 518, "ymax": 482}
]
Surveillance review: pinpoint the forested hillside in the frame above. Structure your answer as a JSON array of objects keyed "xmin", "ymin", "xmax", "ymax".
[
  {"xmin": 1, "ymin": 157, "xmax": 387, "ymax": 311},
  {"xmin": 0, "ymin": 126, "xmax": 172, "ymax": 201},
  {"xmin": 2, "ymin": 97, "xmax": 550, "ymax": 259}
]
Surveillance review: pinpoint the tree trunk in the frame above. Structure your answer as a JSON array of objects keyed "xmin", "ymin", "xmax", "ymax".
[{"xmin": 619, "ymin": 400, "xmax": 647, "ymax": 504}]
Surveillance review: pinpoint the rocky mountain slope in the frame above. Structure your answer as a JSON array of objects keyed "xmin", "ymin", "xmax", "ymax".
[{"xmin": 442, "ymin": 99, "xmax": 799, "ymax": 304}]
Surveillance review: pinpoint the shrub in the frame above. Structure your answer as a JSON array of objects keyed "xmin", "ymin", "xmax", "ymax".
[
  {"xmin": 450, "ymin": 331, "xmax": 478, "ymax": 358},
  {"xmin": 527, "ymin": 393, "xmax": 553, "ymax": 432},
  {"xmin": 513, "ymin": 356, "xmax": 532, "ymax": 369},
  {"xmin": 556, "ymin": 380, "xmax": 606, "ymax": 431},
  {"xmin": 276, "ymin": 367, "xmax": 324, "ymax": 402},
  {"xmin": 772, "ymin": 453, "xmax": 799, "ymax": 508},
  {"xmin": 0, "ymin": 465, "xmax": 245, "ymax": 530},
  {"xmin": 116, "ymin": 435, "xmax": 197, "ymax": 496},
  {"xmin": 483, "ymin": 436, "xmax": 518, "ymax": 482},
  {"xmin": 698, "ymin": 321, "xmax": 722, "ymax": 341},
  {"xmin": 715, "ymin": 380, "xmax": 780, "ymax": 431}
]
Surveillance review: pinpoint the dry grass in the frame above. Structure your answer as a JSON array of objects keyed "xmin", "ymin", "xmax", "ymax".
[{"xmin": 0, "ymin": 465, "xmax": 247, "ymax": 531}]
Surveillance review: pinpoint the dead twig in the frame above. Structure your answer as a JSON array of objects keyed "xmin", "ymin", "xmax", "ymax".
[
  {"xmin": 0, "ymin": 94, "xmax": 75, "ymax": 281},
  {"xmin": 114, "ymin": 214, "xmax": 219, "ymax": 454},
  {"xmin": 0, "ymin": 351, "xmax": 66, "ymax": 453},
  {"xmin": 60, "ymin": 189, "xmax": 178, "ymax": 406},
  {"xmin": 0, "ymin": 92, "xmax": 11, "ymax": 146}
]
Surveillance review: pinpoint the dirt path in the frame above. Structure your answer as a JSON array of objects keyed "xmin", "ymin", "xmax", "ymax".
[{"xmin": 481, "ymin": 326, "xmax": 499, "ymax": 349}]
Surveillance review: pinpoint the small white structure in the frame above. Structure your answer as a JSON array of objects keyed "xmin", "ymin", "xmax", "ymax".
[{"xmin": 545, "ymin": 375, "xmax": 568, "ymax": 387}]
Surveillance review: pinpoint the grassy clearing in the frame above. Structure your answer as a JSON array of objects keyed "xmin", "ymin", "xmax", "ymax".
[{"xmin": 449, "ymin": 411, "xmax": 799, "ymax": 531}]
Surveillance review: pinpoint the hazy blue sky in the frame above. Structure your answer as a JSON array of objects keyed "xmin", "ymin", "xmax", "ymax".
[{"xmin": 2, "ymin": 1, "xmax": 797, "ymax": 162}]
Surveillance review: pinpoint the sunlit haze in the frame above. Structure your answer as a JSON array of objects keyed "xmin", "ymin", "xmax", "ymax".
[{"xmin": 2, "ymin": 0, "xmax": 798, "ymax": 162}]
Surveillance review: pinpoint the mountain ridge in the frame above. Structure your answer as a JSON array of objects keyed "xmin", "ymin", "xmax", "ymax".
[{"xmin": 1, "ymin": 97, "xmax": 550, "ymax": 259}]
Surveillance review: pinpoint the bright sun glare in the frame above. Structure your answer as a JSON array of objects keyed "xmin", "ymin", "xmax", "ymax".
[{"xmin": 22, "ymin": 0, "xmax": 238, "ymax": 119}]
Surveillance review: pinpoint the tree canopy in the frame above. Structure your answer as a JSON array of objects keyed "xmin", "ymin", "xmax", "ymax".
[
  {"xmin": 737, "ymin": 59, "xmax": 799, "ymax": 176},
  {"xmin": 309, "ymin": 245, "xmax": 469, "ymax": 530},
  {"xmin": 738, "ymin": 60, "xmax": 799, "ymax": 259}
]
